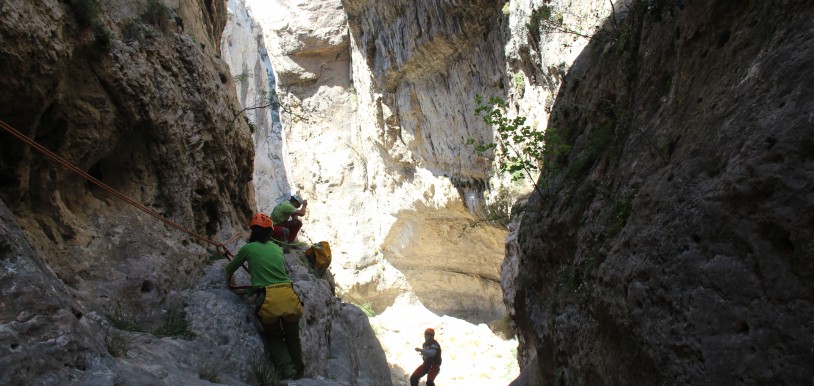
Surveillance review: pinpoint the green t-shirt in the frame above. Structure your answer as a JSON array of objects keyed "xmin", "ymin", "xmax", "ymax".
[
  {"xmin": 226, "ymin": 241, "xmax": 290, "ymax": 288},
  {"xmin": 271, "ymin": 201, "xmax": 297, "ymax": 224}
]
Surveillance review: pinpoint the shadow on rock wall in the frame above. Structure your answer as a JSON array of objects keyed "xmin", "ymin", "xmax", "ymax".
[{"xmin": 508, "ymin": 0, "xmax": 814, "ymax": 385}]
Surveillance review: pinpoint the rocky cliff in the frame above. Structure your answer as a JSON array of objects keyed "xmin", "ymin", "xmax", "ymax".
[
  {"xmin": 5, "ymin": 0, "xmax": 810, "ymax": 385},
  {"xmin": 504, "ymin": 0, "xmax": 814, "ymax": 384},
  {"xmin": 226, "ymin": 0, "xmax": 608, "ymax": 384},
  {"xmin": 233, "ymin": 0, "xmax": 516, "ymax": 330},
  {"xmin": 0, "ymin": 0, "xmax": 389, "ymax": 384},
  {"xmin": 256, "ymin": 0, "xmax": 515, "ymax": 323}
]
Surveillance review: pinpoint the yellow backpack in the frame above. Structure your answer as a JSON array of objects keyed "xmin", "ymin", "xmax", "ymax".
[{"xmin": 305, "ymin": 241, "xmax": 332, "ymax": 275}]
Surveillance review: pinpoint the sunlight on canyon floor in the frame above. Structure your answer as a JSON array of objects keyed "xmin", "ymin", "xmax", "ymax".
[{"xmin": 370, "ymin": 296, "xmax": 519, "ymax": 386}]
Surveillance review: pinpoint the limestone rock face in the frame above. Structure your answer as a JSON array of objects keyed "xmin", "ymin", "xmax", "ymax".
[
  {"xmin": 227, "ymin": 2, "xmax": 526, "ymax": 383},
  {"xmin": 2, "ymin": 0, "xmax": 251, "ymax": 309},
  {"xmin": 342, "ymin": 0, "xmax": 506, "ymax": 182},
  {"xmin": 0, "ymin": 201, "xmax": 103, "ymax": 384},
  {"xmin": 1, "ymin": 197, "xmax": 390, "ymax": 385},
  {"xmin": 221, "ymin": 0, "xmax": 291, "ymax": 207},
  {"xmin": 224, "ymin": 2, "xmax": 607, "ymax": 384},
  {"xmin": 505, "ymin": 1, "xmax": 814, "ymax": 384},
  {"xmin": 0, "ymin": 0, "xmax": 389, "ymax": 384},
  {"xmin": 239, "ymin": 0, "xmax": 513, "ymax": 328}
]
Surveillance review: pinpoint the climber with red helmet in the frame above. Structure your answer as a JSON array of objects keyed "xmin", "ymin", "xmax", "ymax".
[
  {"xmin": 226, "ymin": 213, "xmax": 305, "ymax": 380},
  {"xmin": 410, "ymin": 328, "xmax": 442, "ymax": 386},
  {"xmin": 270, "ymin": 194, "xmax": 308, "ymax": 244}
]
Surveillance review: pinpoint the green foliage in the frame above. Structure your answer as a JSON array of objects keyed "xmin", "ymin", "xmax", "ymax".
[
  {"xmin": 104, "ymin": 327, "xmax": 138, "ymax": 358},
  {"xmin": 527, "ymin": 3, "xmax": 595, "ymax": 43},
  {"xmin": 482, "ymin": 185, "xmax": 515, "ymax": 227},
  {"xmin": 142, "ymin": 25, "xmax": 157, "ymax": 39},
  {"xmin": 197, "ymin": 359, "xmax": 223, "ymax": 383},
  {"xmin": 234, "ymin": 72, "xmax": 252, "ymax": 83},
  {"xmin": 93, "ymin": 22, "xmax": 113, "ymax": 49},
  {"xmin": 527, "ymin": 5, "xmax": 556, "ymax": 34},
  {"xmin": 555, "ymin": 255, "xmax": 595, "ymax": 305},
  {"xmin": 469, "ymin": 95, "xmax": 574, "ymax": 200},
  {"xmin": 472, "ymin": 95, "xmax": 546, "ymax": 182},
  {"xmin": 606, "ymin": 190, "xmax": 636, "ymax": 238},
  {"xmin": 462, "ymin": 184, "xmax": 520, "ymax": 233},
  {"xmin": 527, "ymin": 5, "xmax": 567, "ymax": 40},
  {"xmin": 105, "ymin": 302, "xmax": 194, "ymax": 340},
  {"xmin": 153, "ymin": 310, "xmax": 195, "ymax": 339},
  {"xmin": 566, "ymin": 123, "xmax": 614, "ymax": 177},
  {"xmin": 106, "ymin": 302, "xmax": 146, "ymax": 333},
  {"xmin": 565, "ymin": 98, "xmax": 626, "ymax": 177},
  {"xmin": 358, "ymin": 302, "xmax": 376, "ymax": 317},
  {"xmin": 122, "ymin": 20, "xmax": 158, "ymax": 43},
  {"xmin": 141, "ymin": 0, "xmax": 171, "ymax": 29},
  {"xmin": 513, "ymin": 72, "xmax": 524, "ymax": 89},
  {"xmin": 613, "ymin": 20, "xmax": 633, "ymax": 56},
  {"xmin": 347, "ymin": 86, "xmax": 359, "ymax": 105},
  {"xmin": 250, "ymin": 352, "xmax": 283, "ymax": 386},
  {"xmin": 540, "ymin": 126, "xmax": 571, "ymax": 175},
  {"xmin": 122, "ymin": 21, "xmax": 142, "ymax": 42},
  {"xmin": 502, "ymin": 2, "xmax": 511, "ymax": 15}
]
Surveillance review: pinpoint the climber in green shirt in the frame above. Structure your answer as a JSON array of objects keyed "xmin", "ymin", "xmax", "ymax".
[
  {"xmin": 226, "ymin": 240, "xmax": 289, "ymax": 287},
  {"xmin": 226, "ymin": 213, "xmax": 305, "ymax": 380},
  {"xmin": 270, "ymin": 194, "xmax": 308, "ymax": 243}
]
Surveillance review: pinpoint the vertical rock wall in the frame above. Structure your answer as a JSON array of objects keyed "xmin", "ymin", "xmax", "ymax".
[
  {"xmin": 0, "ymin": 0, "xmax": 254, "ymax": 383},
  {"xmin": 221, "ymin": 0, "xmax": 291, "ymax": 206},
  {"xmin": 506, "ymin": 1, "xmax": 814, "ymax": 384},
  {"xmin": 236, "ymin": 0, "xmax": 514, "ymax": 324},
  {"xmin": 0, "ymin": 0, "xmax": 392, "ymax": 384}
]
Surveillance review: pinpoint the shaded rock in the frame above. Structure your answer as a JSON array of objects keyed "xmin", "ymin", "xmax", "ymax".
[{"xmin": 506, "ymin": 1, "xmax": 814, "ymax": 384}]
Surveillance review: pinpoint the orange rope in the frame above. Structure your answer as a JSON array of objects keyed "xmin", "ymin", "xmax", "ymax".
[{"xmin": 0, "ymin": 119, "xmax": 251, "ymax": 282}]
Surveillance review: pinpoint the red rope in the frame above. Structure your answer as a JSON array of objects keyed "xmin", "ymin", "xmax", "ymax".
[{"xmin": 0, "ymin": 119, "xmax": 251, "ymax": 284}]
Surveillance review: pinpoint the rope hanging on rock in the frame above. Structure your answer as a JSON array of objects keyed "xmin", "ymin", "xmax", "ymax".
[{"xmin": 0, "ymin": 119, "xmax": 250, "ymax": 286}]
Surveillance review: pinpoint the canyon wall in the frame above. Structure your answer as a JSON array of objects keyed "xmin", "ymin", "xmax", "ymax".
[
  {"xmin": 0, "ymin": 0, "xmax": 389, "ymax": 384},
  {"xmin": 5, "ymin": 0, "xmax": 807, "ymax": 384},
  {"xmin": 227, "ymin": 1, "xmax": 607, "ymax": 384},
  {"xmin": 505, "ymin": 0, "xmax": 814, "ymax": 384},
  {"xmin": 243, "ymin": 0, "xmax": 519, "ymax": 326}
]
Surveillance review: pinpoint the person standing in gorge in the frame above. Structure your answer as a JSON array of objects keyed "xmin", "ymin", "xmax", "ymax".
[
  {"xmin": 226, "ymin": 213, "xmax": 305, "ymax": 380},
  {"xmin": 410, "ymin": 328, "xmax": 442, "ymax": 386},
  {"xmin": 270, "ymin": 194, "xmax": 308, "ymax": 245}
]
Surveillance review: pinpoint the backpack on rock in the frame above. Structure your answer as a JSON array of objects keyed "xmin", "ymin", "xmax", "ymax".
[{"xmin": 304, "ymin": 241, "xmax": 332, "ymax": 275}]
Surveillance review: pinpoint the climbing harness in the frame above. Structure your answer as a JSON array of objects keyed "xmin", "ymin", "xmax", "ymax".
[{"xmin": 0, "ymin": 119, "xmax": 250, "ymax": 289}]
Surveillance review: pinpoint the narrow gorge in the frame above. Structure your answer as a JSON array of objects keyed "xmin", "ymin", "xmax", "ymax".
[{"xmin": 1, "ymin": 0, "xmax": 812, "ymax": 386}]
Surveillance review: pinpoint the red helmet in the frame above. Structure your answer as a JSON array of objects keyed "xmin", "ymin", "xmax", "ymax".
[
  {"xmin": 249, "ymin": 213, "xmax": 273, "ymax": 229},
  {"xmin": 424, "ymin": 328, "xmax": 435, "ymax": 336}
]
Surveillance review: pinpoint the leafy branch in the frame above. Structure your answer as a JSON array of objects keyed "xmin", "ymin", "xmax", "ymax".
[
  {"xmin": 527, "ymin": 4, "xmax": 597, "ymax": 41},
  {"xmin": 469, "ymin": 95, "xmax": 571, "ymax": 200}
]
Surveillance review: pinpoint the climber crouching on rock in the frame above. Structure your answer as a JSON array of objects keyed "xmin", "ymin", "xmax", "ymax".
[
  {"xmin": 226, "ymin": 213, "xmax": 305, "ymax": 380},
  {"xmin": 270, "ymin": 194, "xmax": 308, "ymax": 246},
  {"xmin": 410, "ymin": 328, "xmax": 442, "ymax": 386}
]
